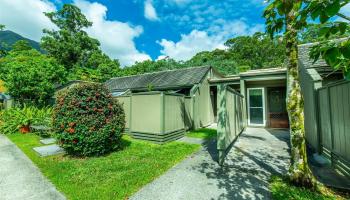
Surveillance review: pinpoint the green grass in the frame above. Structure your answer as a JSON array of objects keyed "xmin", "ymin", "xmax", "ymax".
[
  {"xmin": 270, "ymin": 176, "xmax": 349, "ymax": 200},
  {"xmin": 186, "ymin": 128, "xmax": 217, "ymax": 140},
  {"xmin": 7, "ymin": 133, "xmax": 200, "ymax": 200}
]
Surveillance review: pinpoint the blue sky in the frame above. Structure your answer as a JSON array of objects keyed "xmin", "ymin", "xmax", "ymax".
[{"xmin": 0, "ymin": 0, "xmax": 267, "ymax": 66}]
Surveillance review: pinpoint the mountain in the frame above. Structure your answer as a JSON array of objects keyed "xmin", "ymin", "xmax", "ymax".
[{"xmin": 0, "ymin": 30, "xmax": 41, "ymax": 51}]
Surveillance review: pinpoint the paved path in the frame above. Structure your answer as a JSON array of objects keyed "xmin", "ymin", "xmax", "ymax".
[
  {"xmin": 131, "ymin": 128, "xmax": 290, "ymax": 200},
  {"xmin": 0, "ymin": 134, "xmax": 65, "ymax": 200}
]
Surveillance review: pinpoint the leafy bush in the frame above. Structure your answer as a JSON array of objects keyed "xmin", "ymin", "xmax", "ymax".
[
  {"xmin": 53, "ymin": 83, "xmax": 125, "ymax": 156},
  {"xmin": 0, "ymin": 106, "xmax": 52, "ymax": 134}
]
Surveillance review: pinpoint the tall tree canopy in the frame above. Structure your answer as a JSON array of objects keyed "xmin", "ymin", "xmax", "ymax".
[
  {"xmin": 41, "ymin": 4, "xmax": 121, "ymax": 82},
  {"xmin": 41, "ymin": 4, "xmax": 100, "ymax": 70},
  {"xmin": 224, "ymin": 32, "xmax": 285, "ymax": 69},
  {"xmin": 0, "ymin": 41, "xmax": 66, "ymax": 105}
]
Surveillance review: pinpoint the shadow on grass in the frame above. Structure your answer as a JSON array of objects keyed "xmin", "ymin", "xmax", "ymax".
[{"xmin": 186, "ymin": 128, "xmax": 217, "ymax": 140}]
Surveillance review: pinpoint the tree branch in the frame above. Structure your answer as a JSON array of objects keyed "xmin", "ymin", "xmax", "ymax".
[{"xmin": 336, "ymin": 12, "xmax": 350, "ymax": 22}]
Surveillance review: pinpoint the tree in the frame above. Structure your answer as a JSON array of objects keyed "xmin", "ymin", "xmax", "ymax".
[
  {"xmin": 264, "ymin": 1, "xmax": 316, "ymax": 187},
  {"xmin": 304, "ymin": 0, "xmax": 350, "ymax": 80},
  {"xmin": 224, "ymin": 32, "xmax": 286, "ymax": 69},
  {"xmin": 299, "ymin": 23, "xmax": 350, "ymax": 44},
  {"xmin": 0, "ymin": 24, "xmax": 4, "ymax": 31},
  {"xmin": 0, "ymin": 42, "xmax": 66, "ymax": 105},
  {"xmin": 41, "ymin": 4, "xmax": 100, "ymax": 70}
]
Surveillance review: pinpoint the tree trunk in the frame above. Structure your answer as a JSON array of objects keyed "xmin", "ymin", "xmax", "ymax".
[{"xmin": 285, "ymin": 11, "xmax": 316, "ymax": 188}]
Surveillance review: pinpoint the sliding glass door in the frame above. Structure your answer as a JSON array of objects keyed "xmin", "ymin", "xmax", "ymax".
[{"xmin": 248, "ymin": 88, "xmax": 265, "ymax": 126}]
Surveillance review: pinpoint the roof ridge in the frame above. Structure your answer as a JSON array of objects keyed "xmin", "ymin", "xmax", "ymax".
[{"xmin": 107, "ymin": 65, "xmax": 211, "ymax": 81}]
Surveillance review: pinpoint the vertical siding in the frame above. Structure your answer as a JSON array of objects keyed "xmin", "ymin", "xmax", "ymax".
[
  {"xmin": 193, "ymin": 76, "xmax": 215, "ymax": 129},
  {"xmin": 164, "ymin": 94, "xmax": 185, "ymax": 133},
  {"xmin": 184, "ymin": 97, "xmax": 193, "ymax": 129},
  {"xmin": 300, "ymin": 67, "xmax": 322, "ymax": 150},
  {"xmin": 130, "ymin": 93, "xmax": 162, "ymax": 134},
  {"xmin": 318, "ymin": 89, "xmax": 332, "ymax": 150},
  {"xmin": 217, "ymin": 84, "xmax": 245, "ymax": 165},
  {"xmin": 318, "ymin": 81, "xmax": 350, "ymax": 173},
  {"xmin": 114, "ymin": 96, "xmax": 131, "ymax": 130}
]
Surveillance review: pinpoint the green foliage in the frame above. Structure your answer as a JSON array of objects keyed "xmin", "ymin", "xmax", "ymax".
[
  {"xmin": 270, "ymin": 176, "xmax": 347, "ymax": 200},
  {"xmin": 185, "ymin": 49, "xmax": 242, "ymax": 74},
  {"xmin": 224, "ymin": 32, "xmax": 286, "ymax": 69},
  {"xmin": 0, "ymin": 24, "xmax": 4, "ymax": 31},
  {"xmin": 303, "ymin": 1, "xmax": 350, "ymax": 79},
  {"xmin": 41, "ymin": 4, "xmax": 100, "ymax": 70},
  {"xmin": 0, "ymin": 44, "xmax": 66, "ymax": 105},
  {"xmin": 0, "ymin": 106, "xmax": 52, "ymax": 134},
  {"xmin": 300, "ymin": 23, "xmax": 350, "ymax": 44},
  {"xmin": 41, "ymin": 4, "xmax": 120, "ymax": 82},
  {"xmin": 53, "ymin": 83, "xmax": 125, "ymax": 156}
]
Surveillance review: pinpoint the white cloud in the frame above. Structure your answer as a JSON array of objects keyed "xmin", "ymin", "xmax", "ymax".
[
  {"xmin": 0, "ymin": 0, "xmax": 56, "ymax": 41},
  {"xmin": 158, "ymin": 30, "xmax": 225, "ymax": 61},
  {"xmin": 158, "ymin": 20, "xmax": 264, "ymax": 61},
  {"xmin": 74, "ymin": 0, "xmax": 151, "ymax": 66},
  {"xmin": 144, "ymin": 0, "xmax": 159, "ymax": 21}
]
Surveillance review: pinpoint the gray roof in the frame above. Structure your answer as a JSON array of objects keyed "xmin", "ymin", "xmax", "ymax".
[
  {"xmin": 105, "ymin": 66, "xmax": 211, "ymax": 92},
  {"xmin": 298, "ymin": 43, "xmax": 328, "ymax": 69}
]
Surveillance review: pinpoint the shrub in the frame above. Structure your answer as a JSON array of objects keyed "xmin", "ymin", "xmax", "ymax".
[
  {"xmin": 0, "ymin": 106, "xmax": 52, "ymax": 134},
  {"xmin": 53, "ymin": 83, "xmax": 125, "ymax": 156}
]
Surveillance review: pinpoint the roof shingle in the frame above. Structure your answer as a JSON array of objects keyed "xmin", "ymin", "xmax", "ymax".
[{"xmin": 105, "ymin": 66, "xmax": 211, "ymax": 92}]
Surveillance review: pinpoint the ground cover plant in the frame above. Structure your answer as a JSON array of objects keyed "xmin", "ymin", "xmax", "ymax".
[
  {"xmin": 7, "ymin": 133, "xmax": 200, "ymax": 200},
  {"xmin": 270, "ymin": 176, "xmax": 349, "ymax": 200},
  {"xmin": 186, "ymin": 128, "xmax": 217, "ymax": 140},
  {"xmin": 53, "ymin": 83, "xmax": 125, "ymax": 156}
]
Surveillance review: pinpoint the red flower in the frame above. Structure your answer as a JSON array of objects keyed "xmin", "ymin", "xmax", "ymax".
[
  {"xmin": 60, "ymin": 124, "xmax": 65, "ymax": 129},
  {"xmin": 68, "ymin": 128, "xmax": 75, "ymax": 134}
]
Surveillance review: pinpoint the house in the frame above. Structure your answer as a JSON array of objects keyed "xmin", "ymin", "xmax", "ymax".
[
  {"xmin": 105, "ymin": 66, "xmax": 223, "ymax": 143},
  {"xmin": 210, "ymin": 67, "xmax": 288, "ymax": 128},
  {"xmin": 105, "ymin": 65, "xmax": 291, "ymax": 143}
]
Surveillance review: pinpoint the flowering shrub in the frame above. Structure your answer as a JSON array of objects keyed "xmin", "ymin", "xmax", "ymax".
[{"xmin": 53, "ymin": 83, "xmax": 125, "ymax": 156}]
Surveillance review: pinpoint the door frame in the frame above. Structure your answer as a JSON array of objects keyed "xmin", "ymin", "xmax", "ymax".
[{"xmin": 247, "ymin": 87, "xmax": 266, "ymax": 126}]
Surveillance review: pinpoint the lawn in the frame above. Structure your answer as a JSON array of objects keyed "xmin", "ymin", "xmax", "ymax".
[
  {"xmin": 270, "ymin": 176, "xmax": 349, "ymax": 200},
  {"xmin": 7, "ymin": 133, "xmax": 200, "ymax": 200},
  {"xmin": 186, "ymin": 128, "xmax": 217, "ymax": 140}
]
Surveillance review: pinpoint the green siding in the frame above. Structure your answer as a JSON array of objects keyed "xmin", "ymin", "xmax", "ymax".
[
  {"xmin": 115, "ymin": 96, "xmax": 131, "ymax": 130},
  {"xmin": 318, "ymin": 81, "xmax": 350, "ymax": 176},
  {"xmin": 300, "ymin": 68, "xmax": 322, "ymax": 151},
  {"xmin": 193, "ymin": 74, "xmax": 215, "ymax": 129},
  {"xmin": 217, "ymin": 84, "xmax": 245, "ymax": 165}
]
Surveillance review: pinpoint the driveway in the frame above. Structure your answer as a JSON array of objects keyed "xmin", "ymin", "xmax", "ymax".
[
  {"xmin": 130, "ymin": 128, "xmax": 290, "ymax": 200},
  {"xmin": 0, "ymin": 134, "xmax": 65, "ymax": 200}
]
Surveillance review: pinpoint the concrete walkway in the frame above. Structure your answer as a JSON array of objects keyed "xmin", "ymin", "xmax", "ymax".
[
  {"xmin": 131, "ymin": 128, "xmax": 290, "ymax": 200},
  {"xmin": 0, "ymin": 134, "xmax": 65, "ymax": 200}
]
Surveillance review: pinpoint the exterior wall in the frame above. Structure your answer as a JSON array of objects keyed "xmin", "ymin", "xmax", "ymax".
[
  {"xmin": 193, "ymin": 74, "xmax": 215, "ymax": 129},
  {"xmin": 184, "ymin": 97, "xmax": 193, "ymax": 129},
  {"xmin": 131, "ymin": 93, "xmax": 162, "ymax": 134},
  {"xmin": 217, "ymin": 84, "xmax": 245, "ymax": 165},
  {"xmin": 299, "ymin": 67, "xmax": 322, "ymax": 151},
  {"xmin": 114, "ymin": 96, "xmax": 131, "ymax": 130},
  {"xmin": 317, "ymin": 81, "xmax": 350, "ymax": 176},
  {"xmin": 244, "ymin": 80, "xmax": 286, "ymax": 127},
  {"xmin": 164, "ymin": 94, "xmax": 185, "ymax": 133},
  {"xmin": 116, "ymin": 92, "xmax": 187, "ymax": 143}
]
